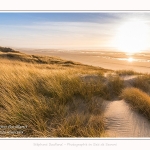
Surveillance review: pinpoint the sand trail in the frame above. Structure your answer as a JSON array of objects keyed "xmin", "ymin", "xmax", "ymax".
[{"xmin": 103, "ymin": 100, "xmax": 150, "ymax": 137}]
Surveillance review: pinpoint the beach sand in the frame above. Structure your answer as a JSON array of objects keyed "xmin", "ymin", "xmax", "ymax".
[{"xmin": 20, "ymin": 49, "xmax": 150, "ymax": 74}]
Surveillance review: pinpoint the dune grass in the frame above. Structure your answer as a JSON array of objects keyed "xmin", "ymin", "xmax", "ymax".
[
  {"xmin": 0, "ymin": 58, "xmax": 107, "ymax": 137},
  {"xmin": 0, "ymin": 46, "xmax": 19, "ymax": 53},
  {"xmin": 130, "ymin": 75, "xmax": 150, "ymax": 94},
  {"xmin": 121, "ymin": 87, "xmax": 150, "ymax": 120},
  {"xmin": 105, "ymin": 75, "xmax": 124, "ymax": 99},
  {"xmin": 1, "ymin": 47, "xmax": 150, "ymax": 137},
  {"xmin": 115, "ymin": 70, "xmax": 140, "ymax": 76}
]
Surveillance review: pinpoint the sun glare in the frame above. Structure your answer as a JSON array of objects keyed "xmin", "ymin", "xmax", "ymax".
[
  {"xmin": 127, "ymin": 57, "xmax": 134, "ymax": 62},
  {"xmin": 115, "ymin": 19, "xmax": 149, "ymax": 54}
]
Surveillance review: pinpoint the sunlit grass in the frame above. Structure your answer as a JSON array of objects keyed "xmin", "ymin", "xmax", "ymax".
[
  {"xmin": 1, "ymin": 48, "xmax": 150, "ymax": 137},
  {"xmin": 0, "ymin": 58, "xmax": 106, "ymax": 137},
  {"xmin": 130, "ymin": 75, "xmax": 150, "ymax": 94},
  {"xmin": 121, "ymin": 87, "xmax": 150, "ymax": 120},
  {"xmin": 115, "ymin": 70, "xmax": 140, "ymax": 76},
  {"xmin": 105, "ymin": 75, "xmax": 124, "ymax": 99}
]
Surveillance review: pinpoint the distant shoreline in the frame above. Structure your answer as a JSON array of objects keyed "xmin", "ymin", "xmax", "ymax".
[{"xmin": 19, "ymin": 49, "xmax": 150, "ymax": 74}]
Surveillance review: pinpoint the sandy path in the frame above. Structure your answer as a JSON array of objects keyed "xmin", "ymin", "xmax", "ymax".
[
  {"xmin": 103, "ymin": 100, "xmax": 150, "ymax": 137},
  {"xmin": 79, "ymin": 74, "xmax": 150, "ymax": 137}
]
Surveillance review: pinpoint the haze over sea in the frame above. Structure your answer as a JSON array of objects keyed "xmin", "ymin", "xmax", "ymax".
[{"xmin": 20, "ymin": 48, "xmax": 150, "ymax": 74}]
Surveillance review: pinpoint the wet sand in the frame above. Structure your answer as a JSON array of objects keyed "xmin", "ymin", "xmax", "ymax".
[{"xmin": 20, "ymin": 49, "xmax": 150, "ymax": 74}]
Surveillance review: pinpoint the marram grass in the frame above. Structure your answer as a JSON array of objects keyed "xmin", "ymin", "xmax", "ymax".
[
  {"xmin": 0, "ymin": 59, "xmax": 106, "ymax": 137},
  {"xmin": 1, "ymin": 49, "xmax": 150, "ymax": 137},
  {"xmin": 121, "ymin": 87, "xmax": 150, "ymax": 120}
]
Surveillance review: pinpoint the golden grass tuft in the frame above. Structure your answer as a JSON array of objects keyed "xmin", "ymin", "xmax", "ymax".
[
  {"xmin": 106, "ymin": 75, "xmax": 124, "ymax": 99},
  {"xmin": 121, "ymin": 87, "xmax": 150, "ymax": 120},
  {"xmin": 116, "ymin": 70, "xmax": 140, "ymax": 76},
  {"xmin": 51, "ymin": 114, "xmax": 105, "ymax": 137}
]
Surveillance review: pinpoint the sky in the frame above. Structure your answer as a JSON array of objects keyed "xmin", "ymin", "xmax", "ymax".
[{"xmin": 0, "ymin": 12, "xmax": 150, "ymax": 51}]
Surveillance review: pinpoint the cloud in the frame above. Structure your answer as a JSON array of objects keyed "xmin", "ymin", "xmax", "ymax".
[{"xmin": 1, "ymin": 12, "xmax": 150, "ymax": 49}]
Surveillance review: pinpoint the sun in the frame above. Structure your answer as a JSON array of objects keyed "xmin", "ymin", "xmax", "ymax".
[{"xmin": 115, "ymin": 19, "xmax": 149, "ymax": 54}]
